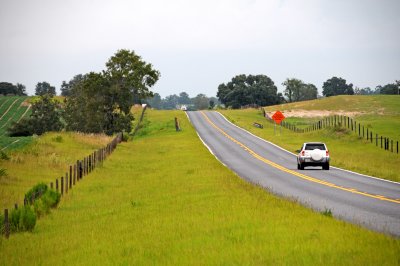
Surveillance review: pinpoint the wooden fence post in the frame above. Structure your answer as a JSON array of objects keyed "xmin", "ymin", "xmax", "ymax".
[
  {"xmin": 14, "ymin": 203, "xmax": 18, "ymax": 210},
  {"xmin": 65, "ymin": 173, "xmax": 68, "ymax": 194},
  {"xmin": 61, "ymin": 176, "xmax": 64, "ymax": 196},
  {"xmin": 76, "ymin": 160, "xmax": 80, "ymax": 181},
  {"xmin": 69, "ymin": 166, "xmax": 72, "ymax": 189},
  {"xmin": 175, "ymin": 117, "xmax": 181, "ymax": 131},
  {"xmin": 56, "ymin": 178, "xmax": 59, "ymax": 192},
  {"xmin": 73, "ymin": 164, "xmax": 76, "ymax": 185},
  {"xmin": 4, "ymin": 209, "xmax": 9, "ymax": 239},
  {"xmin": 391, "ymin": 140, "xmax": 393, "ymax": 152}
]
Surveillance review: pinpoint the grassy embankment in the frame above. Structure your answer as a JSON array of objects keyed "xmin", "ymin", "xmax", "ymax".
[
  {"xmin": 1, "ymin": 109, "xmax": 399, "ymax": 265},
  {"xmin": 0, "ymin": 133, "xmax": 112, "ymax": 210},
  {"xmin": 220, "ymin": 95, "xmax": 400, "ymax": 182}
]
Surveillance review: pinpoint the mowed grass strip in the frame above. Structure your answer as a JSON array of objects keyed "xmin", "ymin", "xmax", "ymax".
[{"xmin": 1, "ymin": 110, "xmax": 399, "ymax": 265}]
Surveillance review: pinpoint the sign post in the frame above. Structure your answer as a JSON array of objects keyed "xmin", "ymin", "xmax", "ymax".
[{"xmin": 271, "ymin": 111, "xmax": 286, "ymax": 135}]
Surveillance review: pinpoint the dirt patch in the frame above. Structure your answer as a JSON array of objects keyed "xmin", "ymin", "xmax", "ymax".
[{"xmin": 266, "ymin": 110, "xmax": 366, "ymax": 118}]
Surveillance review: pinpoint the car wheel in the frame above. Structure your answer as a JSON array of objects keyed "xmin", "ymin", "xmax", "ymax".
[
  {"xmin": 297, "ymin": 163, "xmax": 300, "ymax": 170},
  {"xmin": 299, "ymin": 163, "xmax": 304, "ymax": 170},
  {"xmin": 323, "ymin": 163, "xmax": 329, "ymax": 170}
]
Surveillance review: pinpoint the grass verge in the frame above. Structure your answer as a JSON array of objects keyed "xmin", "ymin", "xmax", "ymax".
[{"xmin": 0, "ymin": 109, "xmax": 399, "ymax": 265}]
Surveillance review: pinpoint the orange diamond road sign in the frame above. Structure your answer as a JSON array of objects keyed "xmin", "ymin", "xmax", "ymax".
[{"xmin": 272, "ymin": 111, "xmax": 285, "ymax": 124}]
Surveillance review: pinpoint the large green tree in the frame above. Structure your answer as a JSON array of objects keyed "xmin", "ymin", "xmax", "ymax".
[
  {"xmin": 379, "ymin": 82, "xmax": 399, "ymax": 95},
  {"xmin": 322, "ymin": 77, "xmax": 354, "ymax": 97},
  {"xmin": 64, "ymin": 49, "xmax": 160, "ymax": 135},
  {"xmin": 60, "ymin": 74, "xmax": 84, "ymax": 97},
  {"xmin": 178, "ymin": 92, "xmax": 191, "ymax": 105},
  {"xmin": 193, "ymin": 94, "xmax": 209, "ymax": 110},
  {"xmin": 0, "ymin": 82, "xmax": 27, "ymax": 96},
  {"xmin": 217, "ymin": 74, "xmax": 280, "ymax": 108},
  {"xmin": 104, "ymin": 49, "xmax": 160, "ymax": 107},
  {"xmin": 282, "ymin": 78, "xmax": 318, "ymax": 102},
  {"xmin": 35, "ymin": 81, "xmax": 56, "ymax": 96}
]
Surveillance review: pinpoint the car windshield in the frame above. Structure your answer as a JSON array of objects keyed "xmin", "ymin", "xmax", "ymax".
[{"xmin": 305, "ymin": 144, "xmax": 325, "ymax": 150}]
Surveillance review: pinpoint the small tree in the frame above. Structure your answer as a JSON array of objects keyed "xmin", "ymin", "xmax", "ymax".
[
  {"xmin": 193, "ymin": 94, "xmax": 209, "ymax": 110},
  {"xmin": 8, "ymin": 95, "xmax": 62, "ymax": 136},
  {"xmin": 322, "ymin": 77, "xmax": 354, "ymax": 97}
]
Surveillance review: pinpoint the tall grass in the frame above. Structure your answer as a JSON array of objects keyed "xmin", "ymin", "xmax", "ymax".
[
  {"xmin": 0, "ymin": 132, "xmax": 112, "ymax": 209},
  {"xmin": 0, "ymin": 109, "xmax": 399, "ymax": 265}
]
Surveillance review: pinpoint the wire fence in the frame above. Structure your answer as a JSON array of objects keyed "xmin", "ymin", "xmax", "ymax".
[
  {"xmin": 2, "ymin": 133, "xmax": 123, "ymax": 238},
  {"xmin": 262, "ymin": 108, "xmax": 399, "ymax": 154}
]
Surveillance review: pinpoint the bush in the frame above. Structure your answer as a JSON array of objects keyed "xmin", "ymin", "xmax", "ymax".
[
  {"xmin": 19, "ymin": 206, "xmax": 36, "ymax": 231},
  {"xmin": 8, "ymin": 206, "xmax": 37, "ymax": 232},
  {"xmin": 34, "ymin": 199, "xmax": 49, "ymax": 218},
  {"xmin": 10, "ymin": 208, "xmax": 21, "ymax": 232},
  {"xmin": 7, "ymin": 118, "xmax": 34, "ymax": 137},
  {"xmin": 41, "ymin": 189, "xmax": 61, "ymax": 208},
  {"xmin": 25, "ymin": 183, "xmax": 48, "ymax": 202},
  {"xmin": 0, "ymin": 150, "xmax": 10, "ymax": 160},
  {"xmin": 34, "ymin": 189, "xmax": 61, "ymax": 217},
  {"xmin": 0, "ymin": 168, "xmax": 7, "ymax": 178}
]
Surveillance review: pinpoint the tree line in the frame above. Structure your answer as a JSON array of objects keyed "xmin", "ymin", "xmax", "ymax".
[
  {"xmin": 8, "ymin": 49, "xmax": 160, "ymax": 137},
  {"xmin": 145, "ymin": 92, "xmax": 219, "ymax": 110},
  {"xmin": 216, "ymin": 75, "xmax": 400, "ymax": 109}
]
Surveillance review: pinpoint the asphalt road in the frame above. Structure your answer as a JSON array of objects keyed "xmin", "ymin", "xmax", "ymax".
[{"xmin": 187, "ymin": 111, "xmax": 400, "ymax": 236}]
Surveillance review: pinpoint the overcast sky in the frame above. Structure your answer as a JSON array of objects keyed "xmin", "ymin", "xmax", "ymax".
[{"xmin": 1, "ymin": 0, "xmax": 399, "ymax": 97}]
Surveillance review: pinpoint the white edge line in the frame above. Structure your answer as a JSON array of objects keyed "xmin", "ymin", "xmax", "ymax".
[
  {"xmin": 215, "ymin": 111, "xmax": 400, "ymax": 185},
  {"xmin": 185, "ymin": 111, "xmax": 227, "ymax": 167}
]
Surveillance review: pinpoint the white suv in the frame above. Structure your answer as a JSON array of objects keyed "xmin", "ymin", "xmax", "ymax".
[{"xmin": 297, "ymin": 142, "xmax": 330, "ymax": 170}]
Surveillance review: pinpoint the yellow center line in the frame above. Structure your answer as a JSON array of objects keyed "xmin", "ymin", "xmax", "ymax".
[{"xmin": 200, "ymin": 111, "xmax": 400, "ymax": 205}]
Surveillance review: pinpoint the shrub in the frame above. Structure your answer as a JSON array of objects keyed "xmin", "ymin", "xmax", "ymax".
[
  {"xmin": 7, "ymin": 206, "xmax": 37, "ymax": 232},
  {"xmin": 7, "ymin": 118, "xmax": 34, "ymax": 137},
  {"xmin": 19, "ymin": 206, "xmax": 36, "ymax": 231},
  {"xmin": 0, "ymin": 150, "xmax": 10, "ymax": 160},
  {"xmin": 41, "ymin": 189, "xmax": 61, "ymax": 208},
  {"xmin": 10, "ymin": 208, "xmax": 21, "ymax": 232},
  {"xmin": 34, "ymin": 199, "xmax": 49, "ymax": 218},
  {"xmin": 0, "ymin": 168, "xmax": 7, "ymax": 178},
  {"xmin": 25, "ymin": 183, "xmax": 48, "ymax": 202},
  {"xmin": 34, "ymin": 189, "xmax": 61, "ymax": 217}
]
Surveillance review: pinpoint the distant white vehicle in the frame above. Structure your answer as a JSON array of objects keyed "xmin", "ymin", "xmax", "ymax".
[
  {"xmin": 297, "ymin": 142, "xmax": 330, "ymax": 170},
  {"xmin": 180, "ymin": 105, "xmax": 187, "ymax": 111}
]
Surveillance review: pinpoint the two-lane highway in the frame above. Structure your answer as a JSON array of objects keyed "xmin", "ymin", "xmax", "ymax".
[{"xmin": 187, "ymin": 111, "xmax": 400, "ymax": 236}]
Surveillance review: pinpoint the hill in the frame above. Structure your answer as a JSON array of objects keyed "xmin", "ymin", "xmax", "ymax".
[
  {"xmin": 0, "ymin": 96, "xmax": 32, "ymax": 151},
  {"xmin": 264, "ymin": 95, "xmax": 400, "ymax": 140}
]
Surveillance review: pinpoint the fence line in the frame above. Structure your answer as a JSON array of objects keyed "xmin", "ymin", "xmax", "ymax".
[
  {"xmin": 2, "ymin": 133, "xmax": 123, "ymax": 239},
  {"xmin": 262, "ymin": 108, "xmax": 398, "ymax": 154}
]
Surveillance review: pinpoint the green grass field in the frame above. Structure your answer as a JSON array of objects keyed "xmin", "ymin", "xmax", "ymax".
[
  {"xmin": 0, "ymin": 96, "xmax": 32, "ymax": 151},
  {"xmin": 1, "ymin": 109, "xmax": 399, "ymax": 265}
]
